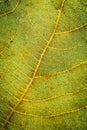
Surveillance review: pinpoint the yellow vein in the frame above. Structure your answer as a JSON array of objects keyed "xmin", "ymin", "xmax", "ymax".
[
  {"xmin": 35, "ymin": 60, "xmax": 87, "ymax": 79},
  {"xmin": 13, "ymin": 63, "xmax": 32, "ymax": 80},
  {"xmin": 1, "ymin": 106, "xmax": 87, "ymax": 130},
  {"xmin": 0, "ymin": 0, "xmax": 20, "ymax": 17},
  {"xmin": 30, "ymin": 21, "xmax": 49, "ymax": 43},
  {"xmin": 55, "ymin": 23, "xmax": 87, "ymax": 34},
  {"xmin": 1, "ymin": 0, "xmax": 65, "ymax": 129},
  {"xmin": 48, "ymin": 43, "xmax": 85, "ymax": 51},
  {"xmin": 1, "ymin": 87, "xmax": 86, "ymax": 114},
  {"xmin": 9, "ymin": 105, "xmax": 87, "ymax": 118},
  {"xmin": 0, "ymin": 95, "xmax": 18, "ymax": 104},
  {"xmin": 13, "ymin": 60, "xmax": 34, "ymax": 72},
  {"xmin": 22, "ymin": 88, "xmax": 87, "ymax": 103}
]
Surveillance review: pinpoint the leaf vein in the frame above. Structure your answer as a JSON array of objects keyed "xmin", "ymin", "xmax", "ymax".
[
  {"xmin": 1, "ymin": 0, "xmax": 66, "ymax": 129},
  {"xmin": 55, "ymin": 23, "xmax": 87, "ymax": 35},
  {"xmin": 0, "ymin": 0, "xmax": 20, "ymax": 17},
  {"xmin": 8, "ymin": 105, "xmax": 87, "ymax": 118},
  {"xmin": 22, "ymin": 88, "xmax": 87, "ymax": 103},
  {"xmin": 35, "ymin": 60, "xmax": 87, "ymax": 79}
]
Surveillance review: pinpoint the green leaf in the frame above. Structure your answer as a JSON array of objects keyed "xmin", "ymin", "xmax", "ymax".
[{"xmin": 0, "ymin": 0, "xmax": 87, "ymax": 130}]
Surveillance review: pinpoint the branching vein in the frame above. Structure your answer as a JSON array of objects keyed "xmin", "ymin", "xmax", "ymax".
[
  {"xmin": 22, "ymin": 88, "xmax": 87, "ymax": 103},
  {"xmin": 35, "ymin": 60, "xmax": 87, "ymax": 79},
  {"xmin": 1, "ymin": 0, "xmax": 66, "ymax": 129},
  {"xmin": 55, "ymin": 23, "xmax": 87, "ymax": 34}
]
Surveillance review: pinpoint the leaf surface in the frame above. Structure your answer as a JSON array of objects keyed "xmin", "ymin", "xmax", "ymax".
[{"xmin": 0, "ymin": 0, "xmax": 87, "ymax": 130}]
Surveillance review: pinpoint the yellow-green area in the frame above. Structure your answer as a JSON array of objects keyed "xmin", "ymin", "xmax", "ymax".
[{"xmin": 0, "ymin": 0, "xmax": 87, "ymax": 130}]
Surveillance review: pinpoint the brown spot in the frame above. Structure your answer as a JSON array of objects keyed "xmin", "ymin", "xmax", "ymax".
[{"xmin": 50, "ymin": 86, "xmax": 55, "ymax": 90}]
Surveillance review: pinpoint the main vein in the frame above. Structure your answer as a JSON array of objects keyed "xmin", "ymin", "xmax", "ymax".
[{"xmin": 1, "ymin": 0, "xmax": 65, "ymax": 129}]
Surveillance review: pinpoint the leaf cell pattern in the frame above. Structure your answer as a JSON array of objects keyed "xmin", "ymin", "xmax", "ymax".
[{"xmin": 0, "ymin": 0, "xmax": 87, "ymax": 130}]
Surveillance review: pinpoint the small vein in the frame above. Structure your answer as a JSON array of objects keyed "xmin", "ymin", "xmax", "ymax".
[
  {"xmin": 55, "ymin": 23, "xmax": 87, "ymax": 34},
  {"xmin": 35, "ymin": 60, "xmax": 87, "ymax": 79},
  {"xmin": 22, "ymin": 88, "xmax": 87, "ymax": 103},
  {"xmin": 1, "ymin": 0, "xmax": 65, "ymax": 129},
  {"xmin": 30, "ymin": 21, "xmax": 49, "ymax": 43},
  {"xmin": 0, "ymin": 0, "xmax": 20, "ymax": 17},
  {"xmin": 48, "ymin": 43, "xmax": 86, "ymax": 51},
  {"xmin": 8, "ymin": 105, "xmax": 87, "ymax": 118}
]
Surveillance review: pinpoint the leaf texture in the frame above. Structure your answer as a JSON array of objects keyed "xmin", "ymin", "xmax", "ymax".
[{"xmin": 0, "ymin": 0, "xmax": 87, "ymax": 130}]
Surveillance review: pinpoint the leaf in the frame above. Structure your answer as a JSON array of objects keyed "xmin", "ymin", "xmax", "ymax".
[{"xmin": 0, "ymin": 0, "xmax": 87, "ymax": 130}]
